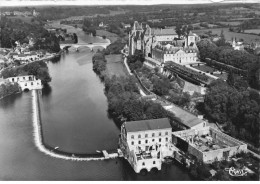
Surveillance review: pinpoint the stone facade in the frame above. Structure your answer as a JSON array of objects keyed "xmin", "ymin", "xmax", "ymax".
[
  {"xmin": 7, "ymin": 75, "xmax": 42, "ymax": 91},
  {"xmin": 119, "ymin": 118, "xmax": 173, "ymax": 173}
]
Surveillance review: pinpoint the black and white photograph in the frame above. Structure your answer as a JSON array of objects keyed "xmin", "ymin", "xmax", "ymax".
[{"xmin": 0, "ymin": 0, "xmax": 259, "ymax": 181}]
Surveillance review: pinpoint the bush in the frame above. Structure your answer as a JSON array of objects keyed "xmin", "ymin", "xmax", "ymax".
[
  {"xmin": 0, "ymin": 82, "xmax": 21, "ymax": 99},
  {"xmin": 93, "ymin": 60, "xmax": 106, "ymax": 74},
  {"xmin": 1, "ymin": 61, "xmax": 51, "ymax": 85}
]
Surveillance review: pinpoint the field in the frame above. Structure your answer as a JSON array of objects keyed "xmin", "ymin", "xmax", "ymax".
[
  {"xmin": 96, "ymin": 30, "xmax": 119, "ymax": 43},
  {"xmin": 244, "ymin": 29, "xmax": 260, "ymax": 35},
  {"xmin": 193, "ymin": 28, "xmax": 260, "ymax": 43},
  {"xmin": 218, "ymin": 21, "xmax": 242, "ymax": 26},
  {"xmin": 105, "ymin": 54, "xmax": 128, "ymax": 77}
]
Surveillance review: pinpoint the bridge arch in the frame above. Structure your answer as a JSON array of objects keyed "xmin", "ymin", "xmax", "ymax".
[
  {"xmin": 60, "ymin": 43, "xmax": 109, "ymax": 51},
  {"xmin": 24, "ymin": 88, "xmax": 30, "ymax": 92},
  {"xmin": 140, "ymin": 168, "xmax": 148, "ymax": 175}
]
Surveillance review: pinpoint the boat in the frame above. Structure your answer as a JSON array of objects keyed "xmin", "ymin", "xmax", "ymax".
[
  {"xmin": 55, "ymin": 146, "xmax": 59, "ymax": 150},
  {"xmin": 96, "ymin": 150, "xmax": 101, "ymax": 153}
]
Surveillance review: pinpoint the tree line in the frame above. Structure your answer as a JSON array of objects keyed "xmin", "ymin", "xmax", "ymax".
[
  {"xmin": 92, "ymin": 51, "xmax": 179, "ymax": 128},
  {"xmin": 0, "ymin": 16, "xmax": 60, "ymax": 53},
  {"xmin": 197, "ymin": 38, "xmax": 260, "ymax": 90},
  {"xmin": 203, "ymin": 77, "xmax": 260, "ymax": 147}
]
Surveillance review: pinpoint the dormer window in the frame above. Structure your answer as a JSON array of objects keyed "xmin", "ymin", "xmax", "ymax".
[
  {"xmin": 131, "ymin": 135, "xmax": 134, "ymax": 139},
  {"xmin": 138, "ymin": 134, "xmax": 141, "ymax": 138}
]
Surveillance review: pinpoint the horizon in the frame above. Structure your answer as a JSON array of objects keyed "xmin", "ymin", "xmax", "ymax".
[{"xmin": 0, "ymin": 0, "xmax": 258, "ymax": 7}]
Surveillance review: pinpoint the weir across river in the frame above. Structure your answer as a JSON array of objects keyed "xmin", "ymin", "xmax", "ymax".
[{"xmin": 32, "ymin": 89, "xmax": 122, "ymax": 161}]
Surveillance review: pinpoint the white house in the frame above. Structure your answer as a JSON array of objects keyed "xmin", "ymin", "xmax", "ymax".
[
  {"xmin": 13, "ymin": 52, "xmax": 39, "ymax": 62},
  {"xmin": 99, "ymin": 22, "xmax": 104, "ymax": 27},
  {"xmin": 152, "ymin": 38, "xmax": 199, "ymax": 66},
  {"xmin": 7, "ymin": 75, "xmax": 42, "ymax": 91},
  {"xmin": 232, "ymin": 39, "xmax": 244, "ymax": 50},
  {"xmin": 119, "ymin": 118, "xmax": 173, "ymax": 174}
]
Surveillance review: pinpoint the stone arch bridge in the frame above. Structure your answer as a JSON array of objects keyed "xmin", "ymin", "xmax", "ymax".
[{"xmin": 60, "ymin": 42, "xmax": 110, "ymax": 51}]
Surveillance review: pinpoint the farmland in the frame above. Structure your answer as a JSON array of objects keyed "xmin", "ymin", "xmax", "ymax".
[
  {"xmin": 218, "ymin": 21, "xmax": 242, "ymax": 26},
  {"xmin": 193, "ymin": 28, "xmax": 260, "ymax": 43},
  {"xmin": 244, "ymin": 29, "xmax": 260, "ymax": 35}
]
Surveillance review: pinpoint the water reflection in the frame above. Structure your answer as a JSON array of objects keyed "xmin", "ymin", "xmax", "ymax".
[
  {"xmin": 0, "ymin": 92, "xmax": 23, "ymax": 108},
  {"xmin": 50, "ymin": 56, "xmax": 61, "ymax": 64},
  {"xmin": 42, "ymin": 84, "xmax": 52, "ymax": 97}
]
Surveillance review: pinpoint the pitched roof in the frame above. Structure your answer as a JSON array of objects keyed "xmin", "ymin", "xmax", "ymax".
[
  {"xmin": 152, "ymin": 28, "xmax": 177, "ymax": 36},
  {"xmin": 124, "ymin": 118, "xmax": 171, "ymax": 133}
]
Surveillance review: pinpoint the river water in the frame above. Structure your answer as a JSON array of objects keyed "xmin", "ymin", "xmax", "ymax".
[{"xmin": 0, "ymin": 25, "xmax": 191, "ymax": 180}]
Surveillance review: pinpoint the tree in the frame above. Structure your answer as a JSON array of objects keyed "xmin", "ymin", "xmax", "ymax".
[
  {"xmin": 197, "ymin": 39, "xmax": 218, "ymax": 60},
  {"xmin": 83, "ymin": 18, "xmax": 91, "ymax": 27},
  {"xmin": 73, "ymin": 33, "xmax": 78, "ymax": 43},
  {"xmin": 227, "ymin": 72, "xmax": 235, "ymax": 86},
  {"xmin": 175, "ymin": 24, "xmax": 182, "ymax": 38},
  {"xmin": 215, "ymin": 29, "xmax": 227, "ymax": 47}
]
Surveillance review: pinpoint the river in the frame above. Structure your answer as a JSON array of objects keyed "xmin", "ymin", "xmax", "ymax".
[{"xmin": 0, "ymin": 24, "xmax": 191, "ymax": 180}]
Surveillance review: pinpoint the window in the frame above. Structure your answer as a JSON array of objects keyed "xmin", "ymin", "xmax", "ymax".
[
  {"xmin": 131, "ymin": 141, "xmax": 134, "ymax": 145},
  {"xmin": 152, "ymin": 133, "xmax": 155, "ymax": 137},
  {"xmin": 145, "ymin": 134, "xmax": 148, "ymax": 138},
  {"xmin": 145, "ymin": 140, "xmax": 148, "ymax": 144},
  {"xmin": 138, "ymin": 134, "xmax": 141, "ymax": 138},
  {"xmin": 165, "ymin": 132, "xmax": 168, "ymax": 135},
  {"xmin": 31, "ymin": 82, "xmax": 33, "ymax": 85},
  {"xmin": 166, "ymin": 138, "xmax": 168, "ymax": 142},
  {"xmin": 159, "ymin": 138, "xmax": 161, "ymax": 142},
  {"xmin": 153, "ymin": 161, "xmax": 156, "ymax": 164},
  {"xmin": 142, "ymin": 162, "xmax": 145, "ymax": 166},
  {"xmin": 159, "ymin": 132, "xmax": 161, "ymax": 136},
  {"xmin": 131, "ymin": 135, "xmax": 134, "ymax": 139},
  {"xmin": 152, "ymin": 139, "xmax": 155, "ymax": 142},
  {"xmin": 138, "ymin": 141, "xmax": 141, "ymax": 144}
]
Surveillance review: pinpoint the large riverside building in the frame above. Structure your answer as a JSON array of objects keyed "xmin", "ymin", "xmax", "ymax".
[
  {"xmin": 129, "ymin": 21, "xmax": 200, "ymax": 66},
  {"xmin": 172, "ymin": 126, "xmax": 247, "ymax": 163},
  {"xmin": 7, "ymin": 75, "xmax": 42, "ymax": 91},
  {"xmin": 151, "ymin": 31, "xmax": 199, "ymax": 66},
  {"xmin": 119, "ymin": 118, "xmax": 173, "ymax": 174}
]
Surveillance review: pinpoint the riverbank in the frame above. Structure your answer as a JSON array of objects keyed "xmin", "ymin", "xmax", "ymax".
[
  {"xmin": 96, "ymin": 30, "xmax": 119, "ymax": 44},
  {"xmin": 0, "ymin": 82, "xmax": 21, "ymax": 100}
]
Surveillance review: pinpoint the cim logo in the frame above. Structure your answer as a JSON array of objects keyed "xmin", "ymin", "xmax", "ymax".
[{"xmin": 225, "ymin": 167, "xmax": 248, "ymax": 177}]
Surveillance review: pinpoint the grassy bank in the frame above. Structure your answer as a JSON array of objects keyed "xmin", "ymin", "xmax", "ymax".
[
  {"xmin": 96, "ymin": 30, "xmax": 119, "ymax": 44},
  {"xmin": 105, "ymin": 54, "xmax": 128, "ymax": 78}
]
